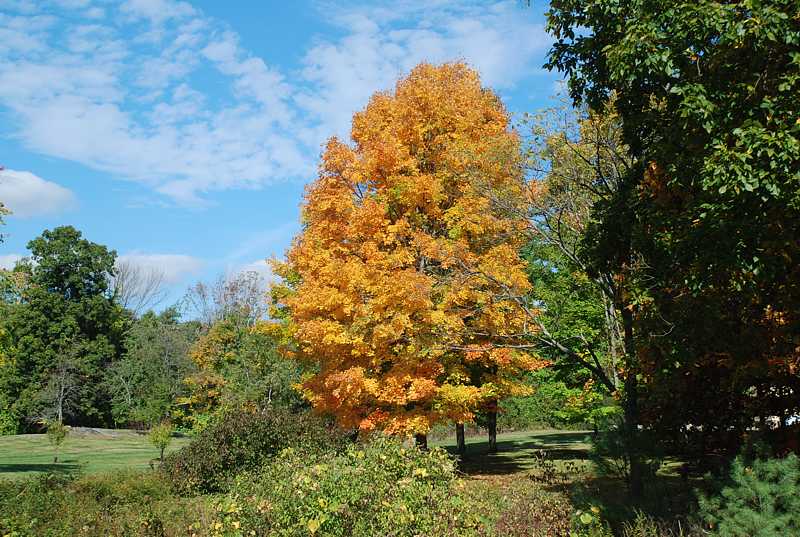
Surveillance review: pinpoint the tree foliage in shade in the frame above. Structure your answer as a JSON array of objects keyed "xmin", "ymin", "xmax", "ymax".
[
  {"xmin": 699, "ymin": 453, "xmax": 800, "ymax": 537},
  {"xmin": 273, "ymin": 63, "xmax": 545, "ymax": 438},
  {"xmin": 546, "ymin": 0, "xmax": 800, "ymax": 455}
]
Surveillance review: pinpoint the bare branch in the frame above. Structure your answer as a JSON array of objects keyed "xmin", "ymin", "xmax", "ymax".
[{"xmin": 110, "ymin": 259, "xmax": 168, "ymax": 316}]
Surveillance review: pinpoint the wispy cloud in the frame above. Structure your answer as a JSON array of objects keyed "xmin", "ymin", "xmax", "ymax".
[
  {"xmin": 0, "ymin": 0, "xmax": 551, "ymax": 206},
  {"xmin": 117, "ymin": 252, "xmax": 204, "ymax": 283},
  {"xmin": 296, "ymin": 1, "xmax": 551, "ymax": 144}
]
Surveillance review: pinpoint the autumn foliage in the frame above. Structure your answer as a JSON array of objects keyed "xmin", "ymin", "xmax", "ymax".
[{"xmin": 273, "ymin": 63, "xmax": 546, "ymax": 437}]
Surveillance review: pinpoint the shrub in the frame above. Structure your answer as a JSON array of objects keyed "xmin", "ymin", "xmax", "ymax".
[
  {"xmin": 162, "ymin": 406, "xmax": 350, "ymax": 494},
  {"xmin": 46, "ymin": 421, "xmax": 69, "ymax": 463},
  {"xmin": 0, "ymin": 471, "xmax": 213, "ymax": 536},
  {"xmin": 148, "ymin": 422, "xmax": 174, "ymax": 463},
  {"xmin": 572, "ymin": 507, "xmax": 614, "ymax": 537},
  {"xmin": 213, "ymin": 436, "xmax": 490, "ymax": 537},
  {"xmin": 497, "ymin": 369, "xmax": 609, "ymax": 431},
  {"xmin": 698, "ymin": 453, "xmax": 800, "ymax": 537}
]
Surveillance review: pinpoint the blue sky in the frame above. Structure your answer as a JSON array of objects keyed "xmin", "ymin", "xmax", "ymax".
[{"xmin": 0, "ymin": 0, "xmax": 560, "ymax": 306}]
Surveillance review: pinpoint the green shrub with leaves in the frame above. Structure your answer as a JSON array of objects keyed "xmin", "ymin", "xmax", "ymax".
[
  {"xmin": 148, "ymin": 422, "xmax": 174, "ymax": 463},
  {"xmin": 0, "ymin": 471, "xmax": 212, "ymax": 537},
  {"xmin": 162, "ymin": 406, "xmax": 350, "ymax": 495},
  {"xmin": 213, "ymin": 435, "xmax": 488, "ymax": 537},
  {"xmin": 572, "ymin": 506, "xmax": 613, "ymax": 537},
  {"xmin": 698, "ymin": 453, "xmax": 800, "ymax": 537},
  {"xmin": 46, "ymin": 421, "xmax": 69, "ymax": 463}
]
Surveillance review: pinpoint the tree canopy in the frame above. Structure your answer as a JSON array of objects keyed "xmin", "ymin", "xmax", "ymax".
[
  {"xmin": 546, "ymin": 0, "xmax": 800, "ymax": 455},
  {"xmin": 0, "ymin": 226, "xmax": 128, "ymax": 431},
  {"xmin": 274, "ymin": 63, "xmax": 545, "ymax": 437}
]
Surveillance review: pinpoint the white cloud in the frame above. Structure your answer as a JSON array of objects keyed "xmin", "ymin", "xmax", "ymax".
[
  {"xmin": 0, "ymin": 168, "xmax": 76, "ymax": 217},
  {"xmin": 0, "ymin": 253, "xmax": 23, "ymax": 270},
  {"xmin": 295, "ymin": 1, "xmax": 551, "ymax": 145},
  {"xmin": 238, "ymin": 259, "xmax": 274, "ymax": 281},
  {"xmin": 120, "ymin": 0, "xmax": 196, "ymax": 26},
  {"xmin": 0, "ymin": 0, "xmax": 553, "ymax": 205},
  {"xmin": 117, "ymin": 252, "xmax": 204, "ymax": 284}
]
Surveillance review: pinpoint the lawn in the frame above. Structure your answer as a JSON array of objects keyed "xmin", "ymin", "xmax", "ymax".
[
  {"xmin": 0, "ymin": 428, "xmax": 590, "ymax": 480},
  {"xmin": 0, "ymin": 428, "xmax": 190, "ymax": 479},
  {"xmin": 434, "ymin": 429, "xmax": 592, "ymax": 475}
]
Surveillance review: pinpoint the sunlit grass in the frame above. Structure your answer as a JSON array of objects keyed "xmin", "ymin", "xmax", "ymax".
[{"xmin": 0, "ymin": 429, "xmax": 190, "ymax": 479}]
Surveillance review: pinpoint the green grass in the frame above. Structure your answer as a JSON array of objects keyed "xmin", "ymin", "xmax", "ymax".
[
  {"xmin": 0, "ymin": 429, "xmax": 190, "ymax": 479},
  {"xmin": 433, "ymin": 429, "xmax": 592, "ymax": 475}
]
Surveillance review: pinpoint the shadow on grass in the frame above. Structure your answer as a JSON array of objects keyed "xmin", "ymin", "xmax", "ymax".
[
  {"xmin": 443, "ymin": 431, "xmax": 592, "ymax": 476},
  {"xmin": 565, "ymin": 472, "xmax": 705, "ymax": 533},
  {"xmin": 0, "ymin": 461, "xmax": 81, "ymax": 475}
]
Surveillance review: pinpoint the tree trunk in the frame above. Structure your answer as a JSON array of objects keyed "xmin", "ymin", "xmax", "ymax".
[
  {"xmin": 456, "ymin": 423, "xmax": 466, "ymax": 455},
  {"xmin": 487, "ymin": 400, "xmax": 498, "ymax": 453},
  {"xmin": 414, "ymin": 433, "xmax": 428, "ymax": 450},
  {"xmin": 620, "ymin": 305, "xmax": 644, "ymax": 497},
  {"xmin": 160, "ymin": 447, "xmax": 165, "ymax": 463}
]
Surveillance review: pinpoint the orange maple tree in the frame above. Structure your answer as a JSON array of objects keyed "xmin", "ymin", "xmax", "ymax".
[{"xmin": 273, "ymin": 63, "xmax": 546, "ymax": 441}]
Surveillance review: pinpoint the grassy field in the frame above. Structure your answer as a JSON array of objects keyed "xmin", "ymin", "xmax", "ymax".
[
  {"xmin": 0, "ymin": 428, "xmax": 190, "ymax": 478},
  {"xmin": 0, "ymin": 428, "xmax": 589, "ymax": 480},
  {"xmin": 434, "ymin": 429, "xmax": 592, "ymax": 475}
]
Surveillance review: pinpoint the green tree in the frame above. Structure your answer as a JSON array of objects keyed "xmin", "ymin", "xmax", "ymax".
[
  {"xmin": 0, "ymin": 226, "xmax": 128, "ymax": 431},
  {"xmin": 699, "ymin": 453, "xmax": 800, "ymax": 537},
  {"xmin": 178, "ymin": 316, "xmax": 301, "ymax": 430},
  {"xmin": 46, "ymin": 420, "xmax": 69, "ymax": 463},
  {"xmin": 148, "ymin": 421, "xmax": 174, "ymax": 463},
  {"xmin": 473, "ymin": 102, "xmax": 645, "ymax": 489},
  {"xmin": 103, "ymin": 308, "xmax": 197, "ymax": 427},
  {"xmin": 546, "ymin": 0, "xmax": 800, "ymax": 458}
]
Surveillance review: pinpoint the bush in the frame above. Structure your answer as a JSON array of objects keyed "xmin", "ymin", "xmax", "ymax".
[
  {"xmin": 0, "ymin": 471, "xmax": 213, "ymax": 536},
  {"xmin": 212, "ymin": 435, "xmax": 489, "ymax": 537},
  {"xmin": 698, "ymin": 453, "xmax": 800, "ymax": 537},
  {"xmin": 148, "ymin": 422, "xmax": 174, "ymax": 463},
  {"xmin": 498, "ymin": 369, "xmax": 609, "ymax": 431},
  {"xmin": 162, "ymin": 406, "xmax": 350, "ymax": 494},
  {"xmin": 46, "ymin": 421, "xmax": 70, "ymax": 463}
]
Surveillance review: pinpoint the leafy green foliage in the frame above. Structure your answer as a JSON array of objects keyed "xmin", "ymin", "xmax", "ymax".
[
  {"xmin": 499, "ymin": 368, "xmax": 608, "ymax": 430},
  {"xmin": 176, "ymin": 318, "xmax": 302, "ymax": 431},
  {"xmin": 698, "ymin": 454, "xmax": 800, "ymax": 537},
  {"xmin": 546, "ymin": 0, "xmax": 800, "ymax": 453},
  {"xmin": 104, "ymin": 308, "xmax": 197, "ymax": 427},
  {"xmin": 148, "ymin": 422, "xmax": 174, "ymax": 463},
  {"xmin": 46, "ymin": 421, "xmax": 69, "ymax": 463},
  {"xmin": 162, "ymin": 407, "xmax": 350, "ymax": 495},
  {"xmin": 0, "ymin": 471, "xmax": 211, "ymax": 536},
  {"xmin": 0, "ymin": 226, "xmax": 128, "ymax": 431},
  {"xmin": 215, "ymin": 436, "xmax": 488, "ymax": 537}
]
